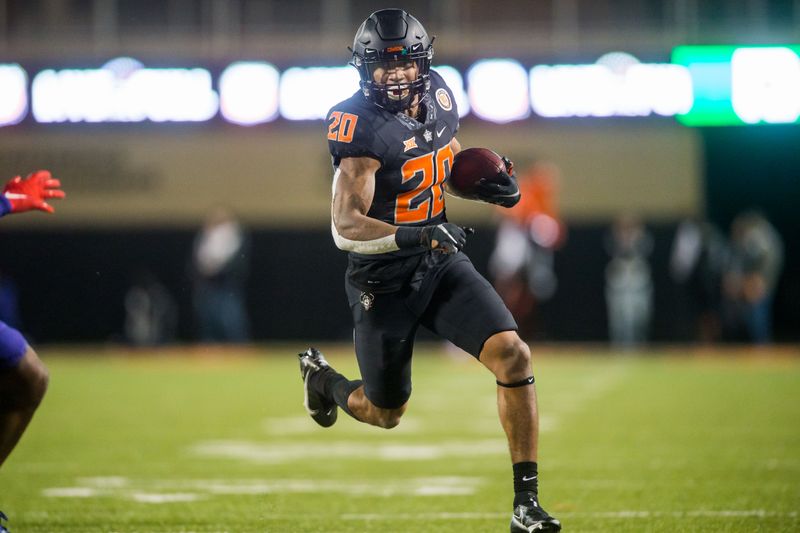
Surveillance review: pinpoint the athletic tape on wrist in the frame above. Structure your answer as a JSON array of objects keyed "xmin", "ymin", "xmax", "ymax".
[{"xmin": 395, "ymin": 226, "xmax": 424, "ymax": 249}]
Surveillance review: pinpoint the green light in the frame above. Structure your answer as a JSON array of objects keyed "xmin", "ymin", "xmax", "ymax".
[{"xmin": 672, "ymin": 45, "xmax": 800, "ymax": 127}]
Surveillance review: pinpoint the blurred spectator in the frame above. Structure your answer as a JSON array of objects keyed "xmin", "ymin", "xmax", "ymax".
[
  {"xmin": 604, "ymin": 214, "xmax": 653, "ymax": 348},
  {"xmin": 123, "ymin": 269, "xmax": 177, "ymax": 347},
  {"xmin": 669, "ymin": 218, "xmax": 726, "ymax": 343},
  {"xmin": 489, "ymin": 161, "xmax": 566, "ymax": 340},
  {"xmin": 721, "ymin": 211, "xmax": 784, "ymax": 344},
  {"xmin": 190, "ymin": 207, "xmax": 250, "ymax": 343}
]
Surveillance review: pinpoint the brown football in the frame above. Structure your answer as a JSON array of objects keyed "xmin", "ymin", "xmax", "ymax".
[{"xmin": 448, "ymin": 147, "xmax": 504, "ymax": 196}]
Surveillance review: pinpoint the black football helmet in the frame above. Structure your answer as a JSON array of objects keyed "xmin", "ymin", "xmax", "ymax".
[{"xmin": 350, "ymin": 9, "xmax": 434, "ymax": 113}]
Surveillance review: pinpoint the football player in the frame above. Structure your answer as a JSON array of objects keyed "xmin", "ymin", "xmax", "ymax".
[
  {"xmin": 299, "ymin": 9, "xmax": 560, "ymax": 532},
  {"xmin": 0, "ymin": 171, "xmax": 64, "ymax": 470}
]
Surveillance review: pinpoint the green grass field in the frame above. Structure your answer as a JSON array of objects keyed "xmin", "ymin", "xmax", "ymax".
[{"xmin": 2, "ymin": 344, "xmax": 799, "ymax": 532}]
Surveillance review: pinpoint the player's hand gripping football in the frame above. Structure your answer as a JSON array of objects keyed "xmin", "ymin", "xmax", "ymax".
[
  {"xmin": 421, "ymin": 223, "xmax": 473, "ymax": 254},
  {"xmin": 2, "ymin": 170, "xmax": 65, "ymax": 214},
  {"xmin": 475, "ymin": 156, "xmax": 520, "ymax": 208}
]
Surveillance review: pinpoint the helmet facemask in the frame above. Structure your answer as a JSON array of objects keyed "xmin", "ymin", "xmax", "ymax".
[{"xmin": 352, "ymin": 43, "xmax": 433, "ymax": 114}]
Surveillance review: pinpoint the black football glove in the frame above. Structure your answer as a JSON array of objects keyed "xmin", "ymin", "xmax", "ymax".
[
  {"xmin": 475, "ymin": 156, "xmax": 520, "ymax": 208},
  {"xmin": 421, "ymin": 223, "xmax": 468, "ymax": 253},
  {"xmin": 396, "ymin": 224, "xmax": 473, "ymax": 254}
]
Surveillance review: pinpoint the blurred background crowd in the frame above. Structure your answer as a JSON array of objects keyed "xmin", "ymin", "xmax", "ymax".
[
  {"xmin": 0, "ymin": 0, "xmax": 797, "ymax": 347},
  {"xmin": 488, "ymin": 163, "xmax": 786, "ymax": 347}
]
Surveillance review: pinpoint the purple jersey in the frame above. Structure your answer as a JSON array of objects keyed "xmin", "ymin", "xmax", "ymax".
[
  {"xmin": 0, "ymin": 320, "xmax": 27, "ymax": 368},
  {"xmin": 0, "ymin": 195, "xmax": 11, "ymax": 217}
]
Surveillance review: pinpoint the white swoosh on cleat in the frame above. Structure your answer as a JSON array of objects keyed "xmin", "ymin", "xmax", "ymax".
[{"xmin": 303, "ymin": 373, "xmax": 319, "ymax": 416}]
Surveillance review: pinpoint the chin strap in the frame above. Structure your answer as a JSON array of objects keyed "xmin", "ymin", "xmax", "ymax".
[{"xmin": 496, "ymin": 375, "xmax": 535, "ymax": 388}]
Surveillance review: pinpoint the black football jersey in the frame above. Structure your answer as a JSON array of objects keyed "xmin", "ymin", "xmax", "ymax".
[{"xmin": 327, "ymin": 69, "xmax": 460, "ymax": 230}]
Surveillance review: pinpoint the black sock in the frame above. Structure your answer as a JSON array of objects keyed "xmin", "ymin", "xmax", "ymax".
[
  {"xmin": 512, "ymin": 461, "xmax": 539, "ymax": 508},
  {"xmin": 329, "ymin": 376, "xmax": 362, "ymax": 419},
  {"xmin": 308, "ymin": 368, "xmax": 362, "ymax": 419}
]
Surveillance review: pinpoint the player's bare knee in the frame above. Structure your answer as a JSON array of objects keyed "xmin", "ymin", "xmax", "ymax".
[
  {"xmin": 378, "ymin": 414, "xmax": 401, "ymax": 429},
  {"xmin": 19, "ymin": 351, "xmax": 49, "ymax": 407},
  {"xmin": 485, "ymin": 335, "xmax": 531, "ymax": 381},
  {"xmin": 375, "ymin": 405, "xmax": 406, "ymax": 429},
  {"xmin": 30, "ymin": 363, "xmax": 49, "ymax": 406}
]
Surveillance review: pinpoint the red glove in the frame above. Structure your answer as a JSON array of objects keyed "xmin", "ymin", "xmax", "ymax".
[{"xmin": 2, "ymin": 170, "xmax": 66, "ymax": 214}]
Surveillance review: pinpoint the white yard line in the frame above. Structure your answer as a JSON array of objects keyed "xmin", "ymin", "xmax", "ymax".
[
  {"xmin": 130, "ymin": 493, "xmax": 202, "ymax": 503},
  {"xmin": 43, "ymin": 476, "xmax": 484, "ymax": 502},
  {"xmin": 38, "ymin": 477, "xmax": 800, "ymax": 521},
  {"xmin": 190, "ymin": 438, "xmax": 508, "ymax": 463}
]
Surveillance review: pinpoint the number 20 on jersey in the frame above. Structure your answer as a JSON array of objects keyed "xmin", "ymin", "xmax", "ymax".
[
  {"xmin": 396, "ymin": 145, "xmax": 453, "ymax": 224},
  {"xmin": 327, "ymin": 111, "xmax": 358, "ymax": 143}
]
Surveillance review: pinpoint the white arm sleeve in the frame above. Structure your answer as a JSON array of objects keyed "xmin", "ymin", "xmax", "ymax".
[{"xmin": 330, "ymin": 168, "xmax": 401, "ymax": 255}]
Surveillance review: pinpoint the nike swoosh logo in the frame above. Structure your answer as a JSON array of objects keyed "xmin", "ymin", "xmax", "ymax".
[
  {"xmin": 522, "ymin": 475, "xmax": 537, "ymax": 481},
  {"xmin": 436, "ymin": 126, "xmax": 447, "ymax": 137}
]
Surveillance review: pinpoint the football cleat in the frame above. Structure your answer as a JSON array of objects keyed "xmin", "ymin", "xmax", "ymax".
[
  {"xmin": 510, "ymin": 500, "xmax": 561, "ymax": 532},
  {"xmin": 0, "ymin": 510, "xmax": 9, "ymax": 533},
  {"xmin": 298, "ymin": 347, "xmax": 338, "ymax": 428}
]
